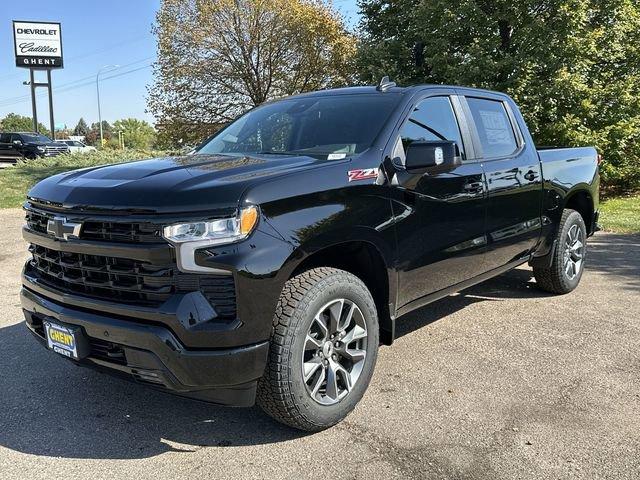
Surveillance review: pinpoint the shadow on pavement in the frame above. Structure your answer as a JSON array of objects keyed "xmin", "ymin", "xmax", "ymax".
[
  {"xmin": 587, "ymin": 233, "xmax": 640, "ymax": 293},
  {"xmin": 0, "ymin": 233, "xmax": 636, "ymax": 459},
  {"xmin": 0, "ymin": 322, "xmax": 306, "ymax": 459},
  {"xmin": 396, "ymin": 232, "xmax": 639, "ymax": 338}
]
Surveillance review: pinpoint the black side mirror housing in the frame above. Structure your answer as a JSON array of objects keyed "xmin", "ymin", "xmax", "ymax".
[{"xmin": 404, "ymin": 140, "xmax": 462, "ymax": 173}]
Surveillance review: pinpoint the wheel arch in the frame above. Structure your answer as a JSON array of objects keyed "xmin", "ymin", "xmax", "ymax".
[
  {"xmin": 563, "ymin": 189, "xmax": 594, "ymax": 233},
  {"xmin": 286, "ymin": 238, "xmax": 396, "ymax": 346}
]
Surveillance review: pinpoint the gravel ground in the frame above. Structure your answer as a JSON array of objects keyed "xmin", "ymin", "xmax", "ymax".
[{"xmin": 0, "ymin": 207, "xmax": 638, "ymax": 480}]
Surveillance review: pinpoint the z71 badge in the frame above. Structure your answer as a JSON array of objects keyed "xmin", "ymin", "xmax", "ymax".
[{"xmin": 348, "ymin": 168, "xmax": 378, "ymax": 182}]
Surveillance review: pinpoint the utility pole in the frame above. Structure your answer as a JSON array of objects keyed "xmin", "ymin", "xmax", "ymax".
[
  {"xmin": 25, "ymin": 71, "xmax": 56, "ymax": 138},
  {"xmin": 96, "ymin": 65, "xmax": 119, "ymax": 148},
  {"xmin": 29, "ymin": 70, "xmax": 37, "ymax": 132},
  {"xmin": 47, "ymin": 70, "xmax": 55, "ymax": 139}
]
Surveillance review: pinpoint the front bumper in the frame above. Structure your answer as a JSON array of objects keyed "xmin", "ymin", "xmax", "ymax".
[{"xmin": 21, "ymin": 286, "xmax": 269, "ymax": 406}]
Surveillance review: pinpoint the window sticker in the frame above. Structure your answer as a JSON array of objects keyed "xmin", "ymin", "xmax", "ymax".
[{"xmin": 479, "ymin": 110, "xmax": 511, "ymax": 145}]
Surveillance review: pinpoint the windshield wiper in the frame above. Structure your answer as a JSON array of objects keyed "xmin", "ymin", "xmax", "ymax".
[{"xmin": 253, "ymin": 151, "xmax": 301, "ymax": 156}]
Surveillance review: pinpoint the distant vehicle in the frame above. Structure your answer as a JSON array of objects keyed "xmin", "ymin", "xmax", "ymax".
[
  {"xmin": 0, "ymin": 132, "xmax": 69, "ymax": 161},
  {"xmin": 55, "ymin": 139, "xmax": 97, "ymax": 154},
  {"xmin": 21, "ymin": 82, "xmax": 600, "ymax": 432}
]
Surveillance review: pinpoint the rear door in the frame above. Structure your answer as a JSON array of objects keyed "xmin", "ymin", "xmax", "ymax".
[
  {"xmin": 0, "ymin": 133, "xmax": 19, "ymax": 160},
  {"xmin": 389, "ymin": 91, "xmax": 487, "ymax": 308},
  {"xmin": 460, "ymin": 93, "xmax": 543, "ymax": 269}
]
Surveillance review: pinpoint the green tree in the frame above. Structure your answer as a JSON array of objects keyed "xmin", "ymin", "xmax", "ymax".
[
  {"xmin": 148, "ymin": 0, "xmax": 357, "ymax": 145},
  {"xmin": 85, "ymin": 121, "xmax": 113, "ymax": 147},
  {"xmin": 112, "ymin": 118, "xmax": 156, "ymax": 149},
  {"xmin": 73, "ymin": 117, "xmax": 89, "ymax": 137},
  {"xmin": 0, "ymin": 113, "xmax": 51, "ymax": 137},
  {"xmin": 357, "ymin": 0, "xmax": 640, "ymax": 193}
]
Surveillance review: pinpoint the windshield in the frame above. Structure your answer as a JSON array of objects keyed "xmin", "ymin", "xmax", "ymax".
[
  {"xmin": 21, "ymin": 134, "xmax": 51, "ymax": 143},
  {"xmin": 195, "ymin": 94, "xmax": 401, "ymax": 159}
]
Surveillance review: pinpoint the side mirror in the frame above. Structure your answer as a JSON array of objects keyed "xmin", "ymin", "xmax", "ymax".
[
  {"xmin": 405, "ymin": 140, "xmax": 461, "ymax": 173},
  {"xmin": 12, "ymin": 139, "xmax": 22, "ymax": 145}
]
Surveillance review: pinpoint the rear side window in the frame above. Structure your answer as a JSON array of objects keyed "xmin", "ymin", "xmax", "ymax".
[
  {"xmin": 399, "ymin": 96, "xmax": 464, "ymax": 156},
  {"xmin": 0, "ymin": 134, "xmax": 9, "ymax": 143},
  {"xmin": 467, "ymin": 98, "xmax": 518, "ymax": 158}
]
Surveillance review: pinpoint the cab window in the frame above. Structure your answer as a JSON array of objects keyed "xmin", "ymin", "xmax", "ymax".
[
  {"xmin": 466, "ymin": 97, "xmax": 518, "ymax": 158},
  {"xmin": 399, "ymin": 96, "xmax": 465, "ymax": 158}
]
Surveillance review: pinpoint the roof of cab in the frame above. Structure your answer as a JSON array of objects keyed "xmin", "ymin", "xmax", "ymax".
[
  {"xmin": 265, "ymin": 83, "xmax": 513, "ymax": 103},
  {"xmin": 289, "ymin": 85, "xmax": 416, "ymax": 98}
]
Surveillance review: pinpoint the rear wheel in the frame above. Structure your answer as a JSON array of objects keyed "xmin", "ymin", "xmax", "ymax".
[
  {"xmin": 534, "ymin": 209, "xmax": 587, "ymax": 294},
  {"xmin": 257, "ymin": 267, "xmax": 379, "ymax": 432}
]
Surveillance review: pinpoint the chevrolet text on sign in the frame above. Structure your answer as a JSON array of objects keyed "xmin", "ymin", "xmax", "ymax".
[{"xmin": 13, "ymin": 20, "xmax": 63, "ymax": 68}]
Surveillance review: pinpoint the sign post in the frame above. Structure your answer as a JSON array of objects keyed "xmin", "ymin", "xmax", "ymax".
[{"xmin": 13, "ymin": 20, "xmax": 64, "ymax": 139}]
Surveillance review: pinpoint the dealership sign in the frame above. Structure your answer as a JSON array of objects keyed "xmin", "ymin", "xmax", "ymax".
[{"xmin": 13, "ymin": 21, "xmax": 63, "ymax": 68}]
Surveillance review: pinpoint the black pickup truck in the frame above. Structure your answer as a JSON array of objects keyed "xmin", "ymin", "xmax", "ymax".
[
  {"xmin": 21, "ymin": 81, "xmax": 599, "ymax": 432},
  {"xmin": 0, "ymin": 132, "xmax": 69, "ymax": 161}
]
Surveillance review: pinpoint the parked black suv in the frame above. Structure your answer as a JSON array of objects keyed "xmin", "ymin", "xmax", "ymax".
[
  {"xmin": 0, "ymin": 132, "xmax": 69, "ymax": 161},
  {"xmin": 21, "ymin": 82, "xmax": 600, "ymax": 431}
]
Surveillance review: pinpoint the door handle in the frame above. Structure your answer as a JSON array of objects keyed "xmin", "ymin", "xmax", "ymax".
[
  {"xmin": 463, "ymin": 181, "xmax": 484, "ymax": 193},
  {"xmin": 524, "ymin": 170, "xmax": 538, "ymax": 181}
]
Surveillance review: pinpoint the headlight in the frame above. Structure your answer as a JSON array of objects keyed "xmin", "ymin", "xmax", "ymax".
[
  {"xmin": 36, "ymin": 146, "xmax": 45, "ymax": 152},
  {"xmin": 163, "ymin": 205, "xmax": 259, "ymax": 273}
]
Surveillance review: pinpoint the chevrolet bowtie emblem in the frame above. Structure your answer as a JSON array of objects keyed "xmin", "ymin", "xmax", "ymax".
[{"xmin": 46, "ymin": 216, "xmax": 82, "ymax": 240}]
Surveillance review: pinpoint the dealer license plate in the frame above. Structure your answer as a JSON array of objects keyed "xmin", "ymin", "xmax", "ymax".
[{"xmin": 44, "ymin": 321, "xmax": 79, "ymax": 360}]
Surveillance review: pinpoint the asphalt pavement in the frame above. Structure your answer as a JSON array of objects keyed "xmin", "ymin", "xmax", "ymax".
[{"xmin": 0, "ymin": 208, "xmax": 638, "ymax": 479}]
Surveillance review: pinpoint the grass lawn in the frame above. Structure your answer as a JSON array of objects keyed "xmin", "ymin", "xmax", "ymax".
[
  {"xmin": 600, "ymin": 195, "xmax": 640, "ymax": 234},
  {"xmin": 0, "ymin": 150, "xmax": 171, "ymax": 209}
]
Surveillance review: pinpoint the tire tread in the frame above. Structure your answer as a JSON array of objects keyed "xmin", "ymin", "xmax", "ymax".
[
  {"xmin": 256, "ymin": 267, "xmax": 375, "ymax": 432},
  {"xmin": 533, "ymin": 209, "xmax": 586, "ymax": 294}
]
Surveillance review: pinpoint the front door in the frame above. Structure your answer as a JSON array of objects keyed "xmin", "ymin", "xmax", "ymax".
[
  {"xmin": 463, "ymin": 95, "xmax": 543, "ymax": 269},
  {"xmin": 389, "ymin": 94, "xmax": 487, "ymax": 309}
]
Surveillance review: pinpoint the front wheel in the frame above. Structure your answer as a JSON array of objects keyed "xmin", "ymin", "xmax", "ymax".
[
  {"xmin": 257, "ymin": 267, "xmax": 379, "ymax": 432},
  {"xmin": 534, "ymin": 209, "xmax": 587, "ymax": 294}
]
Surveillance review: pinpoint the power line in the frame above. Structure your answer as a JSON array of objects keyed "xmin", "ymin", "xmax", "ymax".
[{"xmin": 0, "ymin": 58, "xmax": 155, "ymax": 109}]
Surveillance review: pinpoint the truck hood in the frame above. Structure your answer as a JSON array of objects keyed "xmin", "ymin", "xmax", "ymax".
[{"xmin": 27, "ymin": 154, "xmax": 327, "ymax": 214}]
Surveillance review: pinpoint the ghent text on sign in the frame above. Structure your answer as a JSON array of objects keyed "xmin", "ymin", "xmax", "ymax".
[{"xmin": 13, "ymin": 21, "xmax": 63, "ymax": 69}]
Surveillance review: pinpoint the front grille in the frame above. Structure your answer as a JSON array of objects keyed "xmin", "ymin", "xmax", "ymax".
[
  {"xmin": 25, "ymin": 208, "xmax": 164, "ymax": 244},
  {"xmin": 24, "ymin": 205, "xmax": 237, "ymax": 320},
  {"xmin": 27, "ymin": 244, "xmax": 237, "ymax": 319},
  {"xmin": 29, "ymin": 244, "xmax": 176, "ymax": 305},
  {"xmin": 44, "ymin": 145, "xmax": 68, "ymax": 156}
]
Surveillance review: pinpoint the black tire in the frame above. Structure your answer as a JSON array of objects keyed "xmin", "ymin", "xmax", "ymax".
[
  {"xmin": 257, "ymin": 267, "xmax": 379, "ymax": 432},
  {"xmin": 533, "ymin": 209, "xmax": 587, "ymax": 294}
]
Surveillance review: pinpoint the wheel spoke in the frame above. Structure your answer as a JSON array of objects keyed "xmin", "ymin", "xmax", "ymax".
[
  {"xmin": 305, "ymin": 334, "xmax": 323, "ymax": 350},
  {"xmin": 325, "ymin": 361, "xmax": 340, "ymax": 400},
  {"xmin": 310, "ymin": 366, "xmax": 326, "ymax": 397},
  {"xmin": 565, "ymin": 258, "xmax": 574, "ymax": 276},
  {"xmin": 327, "ymin": 300, "xmax": 345, "ymax": 334},
  {"xmin": 305, "ymin": 315, "xmax": 328, "ymax": 350},
  {"xmin": 341, "ymin": 347, "xmax": 366, "ymax": 362},
  {"xmin": 333, "ymin": 361, "xmax": 353, "ymax": 392},
  {"xmin": 342, "ymin": 324, "xmax": 367, "ymax": 344},
  {"xmin": 303, "ymin": 357, "xmax": 323, "ymax": 382}
]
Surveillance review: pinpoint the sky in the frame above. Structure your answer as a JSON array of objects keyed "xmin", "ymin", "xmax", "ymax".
[{"xmin": 0, "ymin": 0, "xmax": 360, "ymax": 131}]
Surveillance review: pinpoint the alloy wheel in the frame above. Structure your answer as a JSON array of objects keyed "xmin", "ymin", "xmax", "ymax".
[
  {"xmin": 301, "ymin": 298, "xmax": 368, "ymax": 405},
  {"xmin": 564, "ymin": 224, "xmax": 584, "ymax": 280}
]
